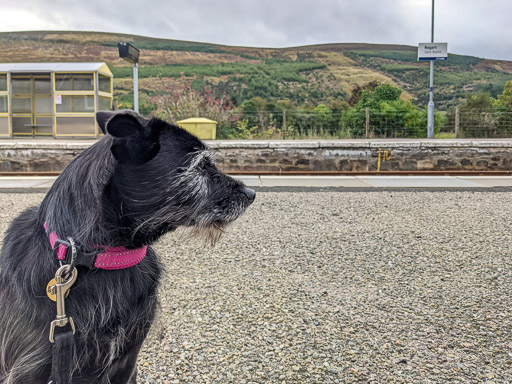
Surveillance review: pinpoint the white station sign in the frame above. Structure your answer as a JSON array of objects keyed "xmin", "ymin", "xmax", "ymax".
[{"xmin": 418, "ymin": 43, "xmax": 448, "ymax": 61}]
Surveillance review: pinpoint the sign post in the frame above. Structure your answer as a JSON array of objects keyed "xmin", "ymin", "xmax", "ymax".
[
  {"xmin": 417, "ymin": 1, "xmax": 448, "ymax": 139},
  {"xmin": 133, "ymin": 63, "xmax": 138, "ymax": 113},
  {"xmin": 418, "ymin": 41, "xmax": 448, "ymax": 138},
  {"xmin": 118, "ymin": 42, "xmax": 140, "ymax": 113}
]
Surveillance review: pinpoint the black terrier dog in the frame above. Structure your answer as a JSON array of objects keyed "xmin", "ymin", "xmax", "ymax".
[{"xmin": 0, "ymin": 111, "xmax": 255, "ymax": 383}]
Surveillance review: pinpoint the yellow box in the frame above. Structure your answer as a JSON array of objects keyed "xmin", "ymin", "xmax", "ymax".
[{"xmin": 177, "ymin": 117, "xmax": 217, "ymax": 140}]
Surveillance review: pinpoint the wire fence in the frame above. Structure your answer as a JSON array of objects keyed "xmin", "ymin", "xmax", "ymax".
[{"xmin": 213, "ymin": 109, "xmax": 512, "ymax": 140}]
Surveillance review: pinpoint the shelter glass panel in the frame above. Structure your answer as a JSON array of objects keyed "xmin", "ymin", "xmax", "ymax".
[
  {"xmin": 35, "ymin": 117, "xmax": 53, "ymax": 134},
  {"xmin": 0, "ymin": 74, "xmax": 6, "ymax": 92},
  {"xmin": 35, "ymin": 78, "xmax": 51, "ymax": 94},
  {"xmin": 98, "ymin": 96, "xmax": 112, "ymax": 111},
  {"xmin": 12, "ymin": 98, "xmax": 32, "ymax": 114},
  {"xmin": 12, "ymin": 78, "xmax": 32, "ymax": 95},
  {"xmin": 57, "ymin": 95, "xmax": 73, "ymax": 112},
  {"xmin": 98, "ymin": 75, "xmax": 111, "ymax": 93},
  {"xmin": 74, "ymin": 75, "xmax": 94, "ymax": 91},
  {"xmin": 55, "ymin": 75, "xmax": 72, "ymax": 91},
  {"xmin": 0, "ymin": 117, "xmax": 8, "ymax": 135},
  {"xmin": 36, "ymin": 97, "xmax": 52, "ymax": 114},
  {"xmin": 0, "ymin": 95, "xmax": 7, "ymax": 113},
  {"xmin": 56, "ymin": 116, "xmax": 96, "ymax": 135},
  {"xmin": 12, "ymin": 117, "xmax": 32, "ymax": 135},
  {"xmin": 73, "ymin": 95, "xmax": 95, "ymax": 112},
  {"xmin": 55, "ymin": 74, "xmax": 94, "ymax": 91},
  {"xmin": 56, "ymin": 95, "xmax": 94, "ymax": 113}
]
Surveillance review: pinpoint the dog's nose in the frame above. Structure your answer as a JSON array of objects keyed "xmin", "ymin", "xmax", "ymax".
[{"xmin": 242, "ymin": 187, "xmax": 256, "ymax": 204}]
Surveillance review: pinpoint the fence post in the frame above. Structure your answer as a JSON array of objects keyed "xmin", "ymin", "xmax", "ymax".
[
  {"xmin": 365, "ymin": 108, "xmax": 370, "ymax": 138},
  {"xmin": 455, "ymin": 107, "xmax": 459, "ymax": 138}
]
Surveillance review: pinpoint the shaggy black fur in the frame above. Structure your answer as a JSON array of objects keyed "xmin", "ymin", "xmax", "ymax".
[{"xmin": 0, "ymin": 111, "xmax": 255, "ymax": 383}]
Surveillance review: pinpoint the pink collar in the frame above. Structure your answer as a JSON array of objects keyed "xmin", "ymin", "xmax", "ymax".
[{"xmin": 44, "ymin": 223, "xmax": 147, "ymax": 270}]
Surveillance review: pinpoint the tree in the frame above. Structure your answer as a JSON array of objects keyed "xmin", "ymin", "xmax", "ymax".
[
  {"xmin": 348, "ymin": 81, "xmax": 380, "ymax": 106},
  {"xmin": 494, "ymin": 81, "xmax": 512, "ymax": 136},
  {"xmin": 313, "ymin": 104, "xmax": 335, "ymax": 134},
  {"xmin": 495, "ymin": 80, "xmax": 512, "ymax": 109},
  {"xmin": 274, "ymin": 100, "xmax": 297, "ymax": 137},
  {"xmin": 445, "ymin": 93, "xmax": 497, "ymax": 137},
  {"xmin": 341, "ymin": 83, "xmax": 439, "ymax": 138},
  {"xmin": 444, "ymin": 90, "xmax": 512, "ymax": 138},
  {"xmin": 294, "ymin": 103, "xmax": 315, "ymax": 136},
  {"xmin": 241, "ymin": 97, "xmax": 269, "ymax": 133}
]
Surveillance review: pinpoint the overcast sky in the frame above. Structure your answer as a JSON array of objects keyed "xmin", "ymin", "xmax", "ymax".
[{"xmin": 1, "ymin": 0, "xmax": 511, "ymax": 61}]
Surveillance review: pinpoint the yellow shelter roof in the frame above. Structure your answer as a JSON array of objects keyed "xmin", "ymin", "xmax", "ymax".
[{"xmin": 0, "ymin": 62, "xmax": 113, "ymax": 77}]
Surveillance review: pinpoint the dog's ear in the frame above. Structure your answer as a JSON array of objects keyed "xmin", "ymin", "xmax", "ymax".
[
  {"xmin": 105, "ymin": 112, "xmax": 161, "ymax": 164},
  {"xmin": 106, "ymin": 112, "xmax": 143, "ymax": 138},
  {"xmin": 96, "ymin": 111, "xmax": 116, "ymax": 135}
]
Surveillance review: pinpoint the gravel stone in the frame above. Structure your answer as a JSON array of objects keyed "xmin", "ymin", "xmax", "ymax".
[{"xmin": 1, "ymin": 191, "xmax": 512, "ymax": 383}]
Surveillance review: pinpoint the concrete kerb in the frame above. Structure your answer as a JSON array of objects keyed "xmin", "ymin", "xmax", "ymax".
[
  {"xmin": 268, "ymin": 141, "xmax": 320, "ymax": 149},
  {"xmin": 319, "ymin": 141, "xmax": 371, "ymax": 148},
  {"xmin": 5, "ymin": 175, "xmax": 512, "ymax": 192},
  {"xmin": 369, "ymin": 141, "xmax": 421, "ymax": 148},
  {"xmin": 420, "ymin": 140, "xmax": 473, "ymax": 148},
  {"xmin": 3, "ymin": 138, "xmax": 512, "ymax": 149},
  {"xmin": 206, "ymin": 141, "xmax": 270, "ymax": 149},
  {"xmin": 469, "ymin": 140, "xmax": 512, "ymax": 148},
  {"xmin": 0, "ymin": 142, "xmax": 93, "ymax": 150}
]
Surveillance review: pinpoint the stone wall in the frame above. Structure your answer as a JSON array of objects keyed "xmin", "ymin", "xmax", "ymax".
[{"xmin": 1, "ymin": 139, "xmax": 512, "ymax": 173}]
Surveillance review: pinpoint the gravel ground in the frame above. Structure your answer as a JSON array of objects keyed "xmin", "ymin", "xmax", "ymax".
[{"xmin": 1, "ymin": 191, "xmax": 512, "ymax": 383}]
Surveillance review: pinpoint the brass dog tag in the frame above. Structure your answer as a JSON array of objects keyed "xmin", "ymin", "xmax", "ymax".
[{"xmin": 46, "ymin": 278, "xmax": 70, "ymax": 302}]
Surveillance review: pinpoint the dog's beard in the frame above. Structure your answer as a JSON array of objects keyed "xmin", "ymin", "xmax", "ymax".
[
  {"xmin": 190, "ymin": 199, "xmax": 251, "ymax": 245},
  {"xmin": 188, "ymin": 222, "xmax": 226, "ymax": 246}
]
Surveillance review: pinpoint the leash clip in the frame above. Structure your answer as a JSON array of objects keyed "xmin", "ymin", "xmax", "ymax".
[
  {"xmin": 49, "ymin": 265, "xmax": 78, "ymax": 343},
  {"xmin": 54, "ymin": 237, "xmax": 100, "ymax": 270},
  {"xmin": 53, "ymin": 237, "xmax": 78, "ymax": 268}
]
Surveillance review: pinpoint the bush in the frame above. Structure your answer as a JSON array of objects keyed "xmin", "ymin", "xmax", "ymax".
[
  {"xmin": 151, "ymin": 83, "xmax": 240, "ymax": 138},
  {"xmin": 341, "ymin": 84, "xmax": 442, "ymax": 138}
]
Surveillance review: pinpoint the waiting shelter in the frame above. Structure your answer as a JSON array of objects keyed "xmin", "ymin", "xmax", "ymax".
[{"xmin": 0, "ymin": 62, "xmax": 113, "ymax": 138}]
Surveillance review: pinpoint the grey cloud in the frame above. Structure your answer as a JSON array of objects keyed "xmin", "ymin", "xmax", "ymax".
[{"xmin": 0, "ymin": 0, "xmax": 511, "ymax": 60}]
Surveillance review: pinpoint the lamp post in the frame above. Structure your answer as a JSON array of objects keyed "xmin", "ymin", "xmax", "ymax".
[
  {"xmin": 427, "ymin": 0, "xmax": 435, "ymax": 139},
  {"xmin": 118, "ymin": 42, "xmax": 140, "ymax": 113}
]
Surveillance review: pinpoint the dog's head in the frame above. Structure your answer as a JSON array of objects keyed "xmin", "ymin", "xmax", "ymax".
[{"xmin": 96, "ymin": 110, "xmax": 255, "ymax": 245}]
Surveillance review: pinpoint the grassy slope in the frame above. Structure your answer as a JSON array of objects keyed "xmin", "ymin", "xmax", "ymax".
[
  {"xmin": 344, "ymin": 50, "xmax": 512, "ymax": 110},
  {"xmin": 1, "ymin": 31, "xmax": 511, "ymax": 111}
]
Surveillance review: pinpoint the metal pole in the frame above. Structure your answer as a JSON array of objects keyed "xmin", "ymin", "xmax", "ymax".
[
  {"xmin": 427, "ymin": 0, "xmax": 435, "ymax": 138},
  {"xmin": 455, "ymin": 107, "xmax": 459, "ymax": 138},
  {"xmin": 133, "ymin": 63, "xmax": 139, "ymax": 113},
  {"xmin": 282, "ymin": 110, "xmax": 287, "ymax": 139},
  {"xmin": 365, "ymin": 108, "xmax": 370, "ymax": 138}
]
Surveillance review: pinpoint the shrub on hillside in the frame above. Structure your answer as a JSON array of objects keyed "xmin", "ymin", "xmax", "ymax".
[{"xmin": 152, "ymin": 83, "xmax": 240, "ymax": 138}]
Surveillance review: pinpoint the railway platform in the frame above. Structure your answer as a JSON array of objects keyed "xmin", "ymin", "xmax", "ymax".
[{"xmin": 2, "ymin": 175, "xmax": 512, "ymax": 192}]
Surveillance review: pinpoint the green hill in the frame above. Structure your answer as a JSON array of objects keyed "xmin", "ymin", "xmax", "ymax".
[{"xmin": 1, "ymin": 30, "xmax": 511, "ymax": 112}]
